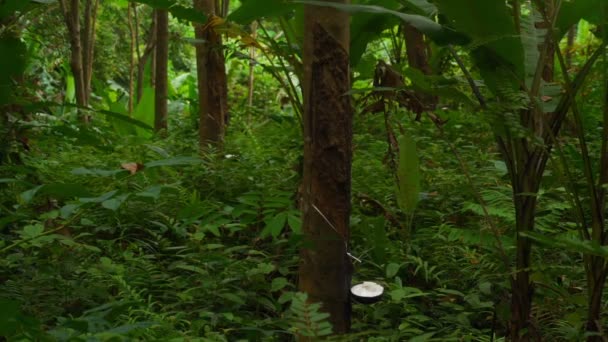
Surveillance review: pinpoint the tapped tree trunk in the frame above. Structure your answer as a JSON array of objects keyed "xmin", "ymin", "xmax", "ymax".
[
  {"xmin": 298, "ymin": 0, "xmax": 353, "ymax": 336},
  {"xmin": 154, "ymin": 9, "xmax": 169, "ymax": 132},
  {"xmin": 194, "ymin": 0, "xmax": 228, "ymax": 149}
]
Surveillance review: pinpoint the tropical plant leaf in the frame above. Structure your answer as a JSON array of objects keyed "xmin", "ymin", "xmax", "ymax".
[
  {"xmin": 132, "ymin": 86, "xmax": 155, "ymax": 137},
  {"xmin": 296, "ymin": 0, "xmax": 469, "ymax": 46},
  {"xmin": 144, "ymin": 156, "xmax": 202, "ymax": 168},
  {"xmin": 228, "ymin": 0, "xmax": 297, "ymax": 24},
  {"xmin": 521, "ymin": 231, "xmax": 608, "ymax": 258},
  {"xmin": 435, "ymin": 0, "xmax": 524, "ymax": 92},
  {"xmin": 396, "ymin": 133, "xmax": 421, "ymax": 214}
]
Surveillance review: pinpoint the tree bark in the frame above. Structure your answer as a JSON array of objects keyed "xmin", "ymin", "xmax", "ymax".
[
  {"xmin": 59, "ymin": 0, "xmax": 97, "ymax": 122},
  {"xmin": 136, "ymin": 16, "xmax": 156, "ymax": 103},
  {"xmin": 59, "ymin": 0, "xmax": 86, "ymax": 108},
  {"xmin": 509, "ymin": 180, "xmax": 540, "ymax": 341},
  {"xmin": 154, "ymin": 9, "xmax": 169, "ymax": 132},
  {"xmin": 247, "ymin": 21, "xmax": 258, "ymax": 110},
  {"xmin": 82, "ymin": 0, "xmax": 98, "ymax": 103},
  {"xmin": 403, "ymin": 23, "xmax": 436, "ymax": 121},
  {"xmin": 586, "ymin": 262, "xmax": 607, "ymax": 341},
  {"xmin": 194, "ymin": 0, "xmax": 228, "ymax": 149},
  {"xmin": 298, "ymin": 0, "xmax": 353, "ymax": 336},
  {"xmin": 127, "ymin": 3, "xmax": 136, "ymax": 114},
  {"xmin": 565, "ymin": 24, "xmax": 577, "ymax": 70}
]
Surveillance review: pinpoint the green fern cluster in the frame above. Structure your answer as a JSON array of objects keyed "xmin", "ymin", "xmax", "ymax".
[{"xmin": 288, "ymin": 292, "xmax": 333, "ymax": 338}]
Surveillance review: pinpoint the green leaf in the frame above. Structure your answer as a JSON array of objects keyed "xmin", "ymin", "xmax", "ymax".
[
  {"xmin": 520, "ymin": 231, "xmax": 608, "ymax": 258},
  {"xmin": 228, "ymin": 0, "xmax": 296, "ymax": 24},
  {"xmin": 396, "ymin": 133, "xmax": 421, "ymax": 214},
  {"xmin": 410, "ymin": 332, "xmax": 436, "ymax": 342},
  {"xmin": 20, "ymin": 184, "xmax": 92, "ymax": 203},
  {"xmin": 144, "ymin": 156, "xmax": 202, "ymax": 168},
  {"xmin": 170, "ymin": 5, "xmax": 207, "ymax": 24},
  {"xmin": 556, "ymin": 0, "xmax": 603, "ymax": 40},
  {"xmin": 0, "ymin": 36, "xmax": 27, "ymax": 105},
  {"xmin": 98, "ymin": 109, "xmax": 154, "ymax": 131},
  {"xmin": 296, "ymin": 0, "xmax": 469, "ymax": 46},
  {"xmin": 71, "ymin": 167, "xmax": 125, "ymax": 177},
  {"xmin": 22, "ymin": 224, "xmax": 44, "ymax": 239},
  {"xmin": 0, "ymin": 299, "xmax": 20, "ymax": 336},
  {"xmin": 60, "ymin": 204, "xmax": 81, "ymax": 218},
  {"xmin": 403, "ymin": 67, "xmax": 476, "ymax": 107},
  {"xmin": 262, "ymin": 212, "xmax": 287, "ymax": 238},
  {"xmin": 287, "ymin": 212, "xmax": 302, "ymax": 233},
  {"xmin": 65, "ymin": 71, "xmax": 75, "ymax": 104},
  {"xmin": 136, "ymin": 185, "xmax": 163, "ymax": 200},
  {"xmin": 132, "ymin": 86, "xmax": 155, "ymax": 138},
  {"xmin": 435, "ymin": 0, "xmax": 524, "ymax": 91},
  {"xmin": 386, "ymin": 262, "xmax": 401, "ymax": 278},
  {"xmin": 479, "ymin": 282, "xmax": 492, "ymax": 295},
  {"xmin": 79, "ymin": 190, "xmax": 118, "ymax": 203},
  {"xmin": 19, "ymin": 185, "xmax": 43, "ymax": 203},
  {"xmin": 350, "ymin": 0, "xmax": 401, "ymax": 66},
  {"xmin": 102, "ymin": 194, "xmax": 130, "ymax": 211},
  {"xmin": 390, "ymin": 287, "xmax": 427, "ymax": 301},
  {"xmin": 402, "ymin": 0, "xmax": 437, "ymax": 16},
  {"xmin": 271, "ymin": 277, "xmax": 289, "ymax": 292}
]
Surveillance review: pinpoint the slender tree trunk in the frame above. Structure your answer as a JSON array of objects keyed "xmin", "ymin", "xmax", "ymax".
[
  {"xmin": 82, "ymin": 0, "xmax": 98, "ymax": 103},
  {"xmin": 59, "ymin": 0, "xmax": 86, "ymax": 110},
  {"xmin": 136, "ymin": 16, "xmax": 156, "ymax": 103},
  {"xmin": 127, "ymin": 3, "xmax": 136, "ymax": 114},
  {"xmin": 586, "ymin": 262, "xmax": 607, "ymax": 341},
  {"xmin": 535, "ymin": 0, "xmax": 554, "ymax": 83},
  {"xmin": 585, "ymin": 66, "xmax": 608, "ymax": 341},
  {"xmin": 247, "ymin": 21, "xmax": 257, "ymax": 109},
  {"xmin": 508, "ymin": 3, "xmax": 557, "ymax": 340},
  {"xmin": 59, "ymin": 0, "xmax": 97, "ymax": 122},
  {"xmin": 566, "ymin": 24, "xmax": 577, "ymax": 69},
  {"xmin": 403, "ymin": 23, "xmax": 436, "ymax": 121},
  {"xmin": 154, "ymin": 9, "xmax": 169, "ymax": 132},
  {"xmin": 194, "ymin": 0, "xmax": 228, "ymax": 149},
  {"xmin": 509, "ymin": 182, "xmax": 540, "ymax": 341},
  {"xmin": 298, "ymin": 0, "xmax": 353, "ymax": 336},
  {"xmin": 221, "ymin": 0, "xmax": 229, "ymax": 17}
]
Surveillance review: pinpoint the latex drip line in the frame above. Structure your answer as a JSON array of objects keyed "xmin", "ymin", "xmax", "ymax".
[{"xmin": 311, "ymin": 204, "xmax": 361, "ymax": 263}]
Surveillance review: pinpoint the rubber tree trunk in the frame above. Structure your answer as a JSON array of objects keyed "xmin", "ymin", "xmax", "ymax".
[
  {"xmin": 298, "ymin": 0, "xmax": 353, "ymax": 336},
  {"xmin": 154, "ymin": 9, "xmax": 169, "ymax": 132},
  {"xmin": 194, "ymin": 0, "xmax": 228, "ymax": 150}
]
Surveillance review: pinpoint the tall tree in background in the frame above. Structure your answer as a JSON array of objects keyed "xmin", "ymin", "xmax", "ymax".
[
  {"xmin": 127, "ymin": 3, "xmax": 136, "ymax": 114},
  {"xmin": 298, "ymin": 0, "xmax": 353, "ymax": 335},
  {"xmin": 59, "ymin": 0, "xmax": 98, "ymax": 122},
  {"xmin": 154, "ymin": 9, "xmax": 169, "ymax": 132},
  {"xmin": 136, "ymin": 14, "xmax": 157, "ymax": 103},
  {"xmin": 403, "ymin": 23, "xmax": 436, "ymax": 120},
  {"xmin": 193, "ymin": 0, "xmax": 228, "ymax": 149}
]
